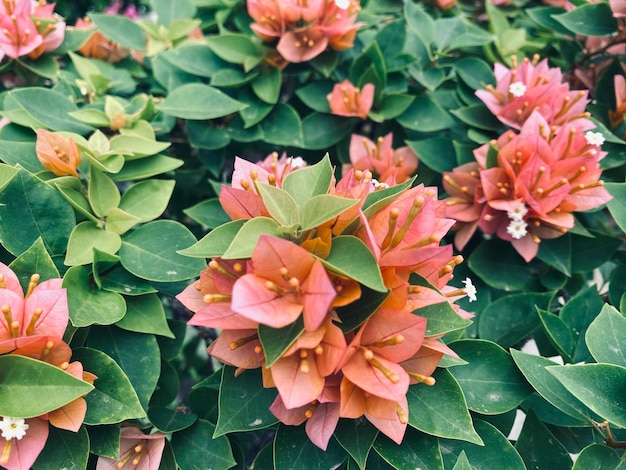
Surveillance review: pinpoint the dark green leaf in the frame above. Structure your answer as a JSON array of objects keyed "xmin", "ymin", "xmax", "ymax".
[
  {"xmin": 148, "ymin": 406, "xmax": 198, "ymax": 433},
  {"xmin": 335, "ymin": 285, "xmax": 389, "ymax": 332},
  {"xmin": 158, "ymin": 83, "xmax": 246, "ymax": 120},
  {"xmin": 8, "ymin": 237, "xmax": 59, "ymax": 292},
  {"xmin": 407, "ymin": 369, "xmax": 482, "ymax": 445},
  {"xmin": 415, "ymin": 302, "xmax": 472, "ymax": 336},
  {"xmin": 252, "ymin": 67, "xmax": 281, "ymax": 104},
  {"xmin": 514, "ymin": 410, "xmax": 572, "ymax": 470},
  {"xmin": 171, "ymin": 419, "xmax": 236, "ymax": 470},
  {"xmin": 560, "ymin": 286, "xmax": 604, "ymax": 363},
  {"xmin": 552, "ymin": 3, "xmax": 618, "ymax": 36},
  {"xmin": 87, "ymin": 424, "xmax": 120, "ymax": 459},
  {"xmin": 335, "ymin": 419, "xmax": 378, "ymax": 470},
  {"xmin": 260, "ymin": 103, "xmax": 303, "ymax": 147},
  {"xmin": 373, "ymin": 427, "xmax": 443, "ymax": 470},
  {"xmin": 585, "ymin": 304, "xmax": 626, "ymax": 367},
  {"xmin": 259, "ymin": 317, "xmax": 305, "ymax": 367},
  {"xmin": 301, "ymin": 113, "xmax": 352, "ymax": 150},
  {"xmin": 116, "ymin": 293, "xmax": 175, "ymax": 337},
  {"xmin": 454, "ymin": 57, "xmax": 495, "ymax": 90},
  {"xmin": 537, "ymin": 308, "xmax": 574, "ymax": 361},
  {"xmin": 89, "ymin": 13, "xmax": 146, "ymax": 50},
  {"xmin": 33, "ymin": 426, "xmax": 89, "ymax": 470},
  {"xmin": 214, "ymin": 367, "xmax": 279, "ymax": 436},
  {"xmin": 273, "ymin": 423, "xmax": 347, "ymax": 470},
  {"xmin": 396, "ymin": 95, "xmax": 454, "ymax": 132},
  {"xmin": 448, "ymin": 340, "xmax": 533, "ymax": 414},
  {"xmin": 406, "ymin": 138, "xmax": 456, "ymax": 173},
  {"xmin": 572, "ymin": 444, "xmax": 626, "ymax": 470}
]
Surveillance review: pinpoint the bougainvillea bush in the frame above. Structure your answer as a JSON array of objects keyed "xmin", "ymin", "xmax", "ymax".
[{"xmin": 0, "ymin": 0, "xmax": 625, "ymax": 468}]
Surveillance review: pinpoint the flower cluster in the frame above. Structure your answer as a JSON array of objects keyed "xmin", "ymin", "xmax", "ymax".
[
  {"xmin": 247, "ymin": 0, "xmax": 362, "ymax": 63},
  {"xmin": 0, "ymin": 263, "xmax": 95, "ymax": 470},
  {"xmin": 0, "ymin": 0, "xmax": 65, "ymax": 61},
  {"xmin": 95, "ymin": 427, "xmax": 166, "ymax": 470},
  {"xmin": 476, "ymin": 55, "xmax": 593, "ymax": 131},
  {"xmin": 443, "ymin": 111, "xmax": 612, "ymax": 261},
  {"xmin": 177, "ymin": 154, "xmax": 474, "ymax": 449}
]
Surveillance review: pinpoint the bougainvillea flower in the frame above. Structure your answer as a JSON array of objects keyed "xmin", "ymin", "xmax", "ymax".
[
  {"xmin": 0, "ymin": 0, "xmax": 43, "ymax": 60},
  {"xmin": 609, "ymin": 75, "xmax": 626, "ymax": 131},
  {"xmin": 48, "ymin": 361, "xmax": 97, "ymax": 432},
  {"xmin": 207, "ymin": 328, "xmax": 264, "ymax": 373},
  {"xmin": 277, "ymin": 27, "xmax": 328, "ymax": 63},
  {"xmin": 0, "ymin": 264, "xmax": 68, "ymax": 342},
  {"xmin": 35, "ymin": 129, "xmax": 83, "ymax": 178},
  {"xmin": 327, "ymin": 80, "xmax": 374, "ymax": 119},
  {"xmin": 26, "ymin": 1, "xmax": 65, "ymax": 59},
  {"xmin": 347, "ymin": 133, "xmax": 418, "ymax": 184},
  {"xmin": 444, "ymin": 111, "xmax": 611, "ymax": 261},
  {"xmin": 96, "ymin": 427, "xmax": 166, "ymax": 470},
  {"xmin": 610, "ymin": 0, "xmax": 626, "ymax": 17},
  {"xmin": 177, "ymin": 259, "xmax": 258, "ymax": 330},
  {"xmin": 231, "ymin": 235, "xmax": 337, "ymax": 331},
  {"xmin": 74, "ymin": 16, "xmax": 129, "ymax": 62},
  {"xmin": 476, "ymin": 55, "xmax": 593, "ymax": 130},
  {"xmin": 269, "ymin": 318, "xmax": 346, "ymax": 408},
  {"xmin": 0, "ymin": 416, "xmax": 48, "ymax": 470}
]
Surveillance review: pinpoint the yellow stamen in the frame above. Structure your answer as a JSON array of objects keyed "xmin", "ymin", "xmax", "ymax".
[{"xmin": 25, "ymin": 308, "xmax": 42, "ymax": 336}]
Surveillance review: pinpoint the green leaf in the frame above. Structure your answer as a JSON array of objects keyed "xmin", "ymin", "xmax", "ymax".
[
  {"xmin": 214, "ymin": 367, "xmax": 279, "ymax": 436},
  {"xmin": 439, "ymin": 420, "xmax": 524, "ymax": 470},
  {"xmin": 282, "ymin": 156, "xmax": 333, "ymax": 205},
  {"xmin": 606, "ymin": 183, "xmax": 626, "ymax": 234},
  {"xmin": 274, "ymin": 423, "xmax": 347, "ymax": 470},
  {"xmin": 335, "ymin": 285, "xmax": 389, "ymax": 332},
  {"xmin": 87, "ymin": 425, "xmax": 120, "ymax": 459},
  {"xmin": 478, "ymin": 292, "xmax": 553, "ymax": 348},
  {"xmin": 373, "ymin": 427, "xmax": 443, "ymax": 470},
  {"xmin": 89, "ymin": 13, "xmax": 146, "ymax": 50},
  {"xmin": 221, "ymin": 217, "xmax": 283, "ymax": 259},
  {"xmin": 153, "ymin": 0, "xmax": 196, "ymax": 26},
  {"xmin": 171, "ymin": 419, "xmax": 236, "ymax": 470},
  {"xmin": 537, "ymin": 307, "xmax": 574, "ymax": 361},
  {"xmin": 184, "ymin": 199, "xmax": 231, "ymax": 229},
  {"xmin": 415, "ymin": 301, "xmax": 472, "ymax": 336},
  {"xmin": 178, "ymin": 219, "xmax": 246, "ymax": 258},
  {"xmin": 159, "ymin": 44, "xmax": 226, "ymax": 78},
  {"xmin": 335, "ymin": 419, "xmax": 378, "ymax": 470},
  {"xmin": 448, "ymin": 340, "xmax": 533, "ymax": 414},
  {"xmin": 4, "ymin": 87, "xmax": 94, "ymax": 134},
  {"xmin": 560, "ymin": 285, "xmax": 604, "ymax": 363},
  {"xmin": 404, "ymin": 1, "xmax": 434, "ymax": 46},
  {"xmin": 119, "ymin": 179, "xmax": 175, "ymax": 222},
  {"xmin": 255, "ymin": 183, "xmax": 299, "ymax": 227},
  {"xmin": 396, "ymin": 95, "xmax": 454, "ymax": 132},
  {"xmin": 64, "ymin": 265, "xmax": 127, "ymax": 327},
  {"xmin": 454, "ymin": 57, "xmax": 495, "ymax": 90},
  {"xmin": 148, "ymin": 406, "xmax": 197, "ymax": 433},
  {"xmin": 451, "ymin": 104, "xmax": 503, "ymax": 131},
  {"xmin": 17, "ymin": 55, "xmax": 60, "ymax": 81},
  {"xmin": 8, "ymin": 237, "xmax": 59, "ymax": 292},
  {"xmin": 0, "ymin": 355, "xmax": 93, "ymax": 418},
  {"xmin": 33, "ymin": 425, "xmax": 90, "ymax": 470},
  {"xmin": 116, "ymin": 293, "xmax": 175, "ymax": 338},
  {"xmin": 258, "ymin": 317, "xmax": 305, "ymax": 368},
  {"xmin": 299, "ymin": 195, "xmax": 359, "ymax": 231},
  {"xmin": 295, "ymin": 80, "xmax": 333, "ymax": 113},
  {"xmin": 252, "ymin": 67, "xmax": 281, "ymax": 104},
  {"xmin": 514, "ymin": 410, "xmax": 572, "ymax": 470},
  {"xmin": 0, "ymin": 167, "xmax": 75, "ymax": 256},
  {"xmin": 105, "ymin": 208, "xmax": 142, "ymax": 235},
  {"xmin": 120, "ymin": 220, "xmax": 206, "ymax": 282},
  {"xmin": 109, "ymin": 135, "xmax": 171, "ymax": 159},
  {"xmin": 547, "ymin": 363, "xmax": 626, "ymax": 427},
  {"xmin": 205, "ymin": 34, "xmax": 260, "ymax": 64},
  {"xmin": 301, "ymin": 113, "xmax": 353, "ymax": 150},
  {"xmin": 526, "ymin": 6, "xmax": 574, "ymax": 36},
  {"xmin": 452, "ymin": 451, "xmax": 471, "ymax": 470},
  {"xmin": 0, "ymin": 141, "xmax": 40, "ymax": 173},
  {"xmin": 321, "ymin": 236, "xmax": 386, "ymax": 292},
  {"xmin": 585, "ymin": 304, "xmax": 626, "ymax": 367},
  {"xmin": 65, "ymin": 221, "xmax": 122, "ymax": 266},
  {"xmin": 537, "ymin": 235, "xmax": 571, "ymax": 276},
  {"xmin": 372, "ymin": 94, "xmax": 415, "ymax": 121},
  {"xmin": 111, "ymin": 155, "xmax": 183, "ymax": 181},
  {"xmin": 260, "ymin": 103, "xmax": 303, "ymax": 147},
  {"xmin": 510, "ymin": 349, "xmax": 595, "ymax": 422},
  {"xmin": 408, "ymin": 138, "xmax": 457, "ymax": 173},
  {"xmin": 573, "ymin": 444, "xmax": 626, "ymax": 470},
  {"xmin": 89, "ymin": 167, "xmax": 121, "ymax": 218},
  {"xmin": 186, "ymin": 121, "xmax": 231, "ymax": 150},
  {"xmin": 99, "ymin": 265, "xmax": 158, "ymax": 296},
  {"xmin": 157, "ymin": 83, "xmax": 246, "ymax": 120},
  {"xmin": 73, "ymin": 347, "xmax": 146, "ymax": 424},
  {"xmin": 407, "ymin": 369, "xmax": 482, "ymax": 445},
  {"xmin": 434, "ymin": 17, "xmax": 494, "ymax": 52},
  {"xmin": 552, "ymin": 3, "xmax": 618, "ymax": 37},
  {"xmin": 570, "ymin": 231, "xmax": 621, "ymax": 273}
]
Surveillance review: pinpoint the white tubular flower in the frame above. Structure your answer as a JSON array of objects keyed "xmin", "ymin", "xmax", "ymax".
[
  {"xmin": 509, "ymin": 82, "xmax": 526, "ymax": 98},
  {"xmin": 461, "ymin": 277, "xmax": 477, "ymax": 302},
  {"xmin": 0, "ymin": 417, "xmax": 29, "ymax": 441},
  {"xmin": 584, "ymin": 131, "xmax": 605, "ymax": 147},
  {"xmin": 507, "ymin": 219, "xmax": 528, "ymax": 239},
  {"xmin": 335, "ymin": 0, "xmax": 350, "ymax": 9},
  {"xmin": 507, "ymin": 201, "xmax": 528, "ymax": 221}
]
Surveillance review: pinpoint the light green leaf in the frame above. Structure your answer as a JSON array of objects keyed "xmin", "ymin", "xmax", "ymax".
[
  {"xmin": 205, "ymin": 34, "xmax": 260, "ymax": 64},
  {"xmin": 89, "ymin": 13, "xmax": 146, "ymax": 50},
  {"xmin": 157, "ymin": 83, "xmax": 246, "ymax": 120},
  {"xmin": 65, "ymin": 221, "xmax": 122, "ymax": 266},
  {"xmin": 119, "ymin": 179, "xmax": 175, "ymax": 222},
  {"xmin": 64, "ymin": 265, "xmax": 127, "ymax": 327},
  {"xmin": 89, "ymin": 167, "xmax": 121, "ymax": 218},
  {"xmin": 178, "ymin": 219, "xmax": 246, "ymax": 258},
  {"xmin": 0, "ymin": 355, "xmax": 93, "ymax": 418},
  {"xmin": 116, "ymin": 293, "xmax": 175, "ymax": 338},
  {"xmin": 321, "ymin": 236, "xmax": 386, "ymax": 292},
  {"xmin": 9, "ymin": 237, "xmax": 59, "ymax": 292},
  {"xmin": 299, "ymin": 194, "xmax": 359, "ymax": 231},
  {"xmin": 252, "ymin": 67, "xmax": 281, "ymax": 104},
  {"xmin": 153, "ymin": 0, "xmax": 196, "ymax": 26},
  {"xmin": 105, "ymin": 208, "xmax": 142, "ymax": 235},
  {"xmin": 72, "ymin": 347, "xmax": 146, "ymax": 424},
  {"xmin": 282, "ymin": 155, "xmax": 333, "ymax": 205},
  {"xmin": 222, "ymin": 217, "xmax": 282, "ymax": 259},
  {"xmin": 585, "ymin": 304, "xmax": 626, "ymax": 367},
  {"xmin": 255, "ymin": 183, "xmax": 299, "ymax": 227}
]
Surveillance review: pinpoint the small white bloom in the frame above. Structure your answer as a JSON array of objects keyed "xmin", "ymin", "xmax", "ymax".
[
  {"xmin": 335, "ymin": 0, "xmax": 350, "ymax": 9},
  {"xmin": 290, "ymin": 156, "xmax": 307, "ymax": 169},
  {"xmin": 0, "ymin": 417, "xmax": 29, "ymax": 441},
  {"xmin": 585, "ymin": 131, "xmax": 605, "ymax": 147},
  {"xmin": 461, "ymin": 277, "xmax": 477, "ymax": 302},
  {"xmin": 506, "ymin": 219, "xmax": 528, "ymax": 239},
  {"xmin": 371, "ymin": 179, "xmax": 389, "ymax": 190},
  {"xmin": 509, "ymin": 82, "xmax": 526, "ymax": 98},
  {"xmin": 507, "ymin": 201, "xmax": 528, "ymax": 221}
]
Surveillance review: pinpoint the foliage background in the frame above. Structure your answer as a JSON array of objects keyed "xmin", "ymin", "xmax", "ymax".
[{"xmin": 0, "ymin": 0, "xmax": 625, "ymax": 468}]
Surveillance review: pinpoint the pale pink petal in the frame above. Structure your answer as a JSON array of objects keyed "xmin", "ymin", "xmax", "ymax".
[
  {"xmin": 300, "ymin": 260, "xmax": 336, "ymax": 332},
  {"xmin": 341, "ymin": 351, "xmax": 409, "ymax": 402},
  {"xmin": 271, "ymin": 353, "xmax": 325, "ymax": 409},
  {"xmin": 1, "ymin": 418, "xmax": 49, "ymax": 470},
  {"xmin": 305, "ymin": 402, "xmax": 340, "ymax": 450}
]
